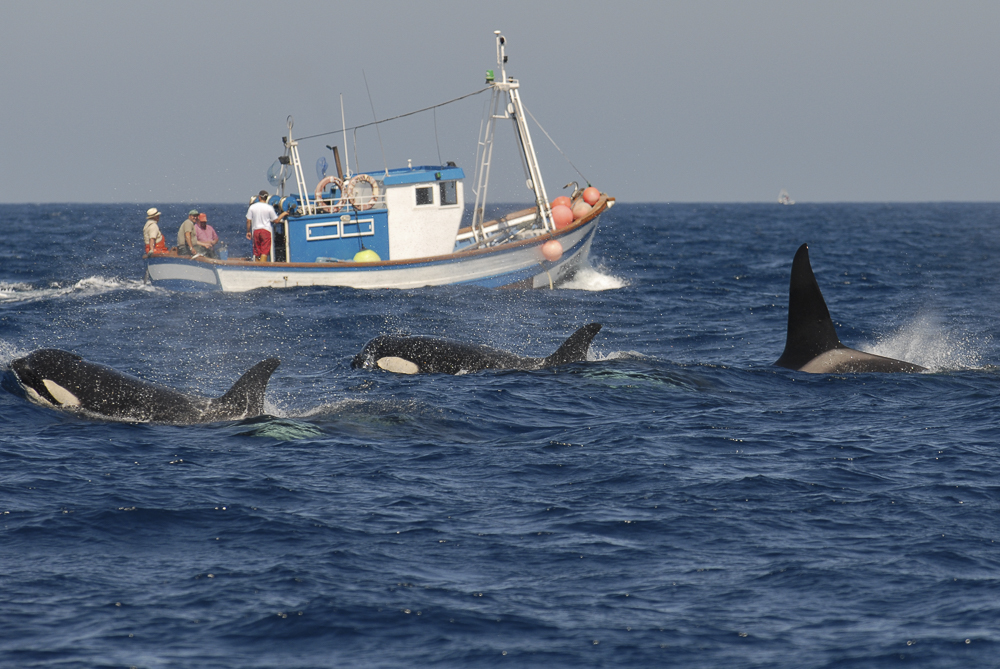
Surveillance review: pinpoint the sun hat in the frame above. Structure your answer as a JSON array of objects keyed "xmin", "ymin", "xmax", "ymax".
[
  {"xmin": 198, "ymin": 213, "xmax": 207, "ymax": 222},
  {"xmin": 188, "ymin": 209, "xmax": 199, "ymax": 216},
  {"xmin": 146, "ymin": 207, "xmax": 160, "ymax": 218}
]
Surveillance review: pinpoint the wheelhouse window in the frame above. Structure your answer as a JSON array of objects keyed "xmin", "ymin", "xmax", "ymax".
[
  {"xmin": 439, "ymin": 180, "xmax": 458, "ymax": 206},
  {"xmin": 416, "ymin": 187, "xmax": 434, "ymax": 205}
]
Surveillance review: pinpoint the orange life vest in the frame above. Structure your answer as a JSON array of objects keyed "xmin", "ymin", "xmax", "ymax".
[{"xmin": 146, "ymin": 238, "xmax": 168, "ymax": 254}]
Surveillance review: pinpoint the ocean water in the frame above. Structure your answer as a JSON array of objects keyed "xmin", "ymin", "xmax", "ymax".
[{"xmin": 1, "ymin": 202, "xmax": 999, "ymax": 668}]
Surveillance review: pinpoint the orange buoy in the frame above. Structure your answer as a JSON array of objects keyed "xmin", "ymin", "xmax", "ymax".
[
  {"xmin": 542, "ymin": 239, "xmax": 563, "ymax": 262},
  {"xmin": 572, "ymin": 200, "xmax": 592, "ymax": 220},
  {"xmin": 552, "ymin": 196, "xmax": 572, "ymax": 209},
  {"xmin": 551, "ymin": 204, "xmax": 574, "ymax": 229},
  {"xmin": 582, "ymin": 187, "xmax": 600, "ymax": 205}
]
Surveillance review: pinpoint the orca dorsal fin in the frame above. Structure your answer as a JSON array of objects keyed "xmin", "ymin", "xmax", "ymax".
[
  {"xmin": 209, "ymin": 358, "xmax": 280, "ymax": 420},
  {"xmin": 543, "ymin": 323, "xmax": 602, "ymax": 367},
  {"xmin": 774, "ymin": 244, "xmax": 845, "ymax": 369}
]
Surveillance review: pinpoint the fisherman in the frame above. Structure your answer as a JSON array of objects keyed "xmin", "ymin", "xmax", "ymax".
[
  {"xmin": 245, "ymin": 191, "xmax": 288, "ymax": 262},
  {"xmin": 177, "ymin": 209, "xmax": 198, "ymax": 256},
  {"xmin": 143, "ymin": 207, "xmax": 168, "ymax": 255},
  {"xmin": 192, "ymin": 213, "xmax": 220, "ymax": 258}
]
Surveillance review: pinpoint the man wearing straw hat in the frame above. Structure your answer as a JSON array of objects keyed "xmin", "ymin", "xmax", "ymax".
[{"xmin": 143, "ymin": 208, "xmax": 167, "ymax": 255}]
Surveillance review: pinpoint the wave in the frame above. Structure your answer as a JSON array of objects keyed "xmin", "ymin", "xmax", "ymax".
[{"xmin": 0, "ymin": 276, "xmax": 153, "ymax": 305}]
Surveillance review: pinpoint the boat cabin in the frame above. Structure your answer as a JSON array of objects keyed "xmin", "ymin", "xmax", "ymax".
[{"xmin": 274, "ymin": 164, "xmax": 464, "ymax": 263}]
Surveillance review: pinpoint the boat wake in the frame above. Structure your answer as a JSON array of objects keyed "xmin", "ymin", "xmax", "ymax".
[
  {"xmin": 559, "ymin": 260, "xmax": 627, "ymax": 291},
  {"xmin": 862, "ymin": 313, "xmax": 988, "ymax": 372},
  {"xmin": 0, "ymin": 277, "xmax": 152, "ymax": 304}
]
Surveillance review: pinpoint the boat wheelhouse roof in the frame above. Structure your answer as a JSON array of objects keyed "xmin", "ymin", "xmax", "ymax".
[{"xmin": 377, "ymin": 165, "xmax": 465, "ymax": 186}]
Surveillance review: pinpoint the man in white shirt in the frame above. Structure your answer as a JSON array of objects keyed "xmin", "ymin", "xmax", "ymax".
[{"xmin": 245, "ymin": 190, "xmax": 289, "ymax": 261}]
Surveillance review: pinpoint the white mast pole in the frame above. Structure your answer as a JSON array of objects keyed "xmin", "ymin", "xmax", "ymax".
[
  {"xmin": 508, "ymin": 86, "xmax": 553, "ymax": 231},
  {"xmin": 285, "ymin": 115, "xmax": 313, "ymax": 215},
  {"xmin": 470, "ymin": 31, "xmax": 505, "ymax": 239},
  {"xmin": 340, "ymin": 94, "xmax": 351, "ymax": 178},
  {"xmin": 496, "ymin": 31, "xmax": 554, "ymax": 232}
]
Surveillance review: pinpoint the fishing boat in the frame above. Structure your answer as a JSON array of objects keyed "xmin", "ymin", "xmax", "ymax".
[
  {"xmin": 144, "ymin": 31, "xmax": 613, "ymax": 292},
  {"xmin": 778, "ymin": 189, "xmax": 795, "ymax": 205}
]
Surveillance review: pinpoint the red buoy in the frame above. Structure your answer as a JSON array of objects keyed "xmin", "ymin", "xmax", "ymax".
[
  {"xmin": 542, "ymin": 239, "xmax": 563, "ymax": 262},
  {"xmin": 582, "ymin": 187, "xmax": 600, "ymax": 205},
  {"xmin": 552, "ymin": 196, "xmax": 572, "ymax": 209},
  {"xmin": 551, "ymin": 204, "xmax": 574, "ymax": 229}
]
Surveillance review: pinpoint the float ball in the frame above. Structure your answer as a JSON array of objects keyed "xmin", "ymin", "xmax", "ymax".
[
  {"xmin": 552, "ymin": 196, "xmax": 572, "ymax": 209},
  {"xmin": 582, "ymin": 187, "xmax": 600, "ymax": 205},
  {"xmin": 572, "ymin": 200, "xmax": 592, "ymax": 220},
  {"xmin": 353, "ymin": 249, "xmax": 381, "ymax": 262},
  {"xmin": 551, "ymin": 204, "xmax": 574, "ymax": 229},
  {"xmin": 542, "ymin": 239, "xmax": 563, "ymax": 262}
]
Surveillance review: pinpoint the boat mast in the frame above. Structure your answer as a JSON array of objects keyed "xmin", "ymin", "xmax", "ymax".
[
  {"xmin": 340, "ymin": 94, "xmax": 352, "ymax": 179},
  {"xmin": 284, "ymin": 116, "xmax": 314, "ymax": 215},
  {"xmin": 471, "ymin": 31, "xmax": 554, "ymax": 238}
]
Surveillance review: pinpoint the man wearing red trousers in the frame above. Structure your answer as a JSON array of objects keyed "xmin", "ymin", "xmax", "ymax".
[{"xmin": 245, "ymin": 190, "xmax": 289, "ymax": 262}]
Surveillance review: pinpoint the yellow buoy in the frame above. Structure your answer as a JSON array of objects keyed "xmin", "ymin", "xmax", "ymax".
[{"xmin": 353, "ymin": 249, "xmax": 381, "ymax": 262}]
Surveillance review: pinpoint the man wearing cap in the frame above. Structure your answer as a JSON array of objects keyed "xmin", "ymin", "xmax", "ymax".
[
  {"xmin": 177, "ymin": 209, "xmax": 199, "ymax": 256},
  {"xmin": 143, "ymin": 208, "xmax": 168, "ymax": 255},
  {"xmin": 245, "ymin": 191, "xmax": 289, "ymax": 262},
  {"xmin": 192, "ymin": 213, "xmax": 220, "ymax": 258}
]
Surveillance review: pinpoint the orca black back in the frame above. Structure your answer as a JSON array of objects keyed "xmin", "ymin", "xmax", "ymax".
[
  {"xmin": 774, "ymin": 244, "xmax": 845, "ymax": 370},
  {"xmin": 352, "ymin": 323, "xmax": 602, "ymax": 375},
  {"xmin": 543, "ymin": 323, "xmax": 603, "ymax": 367},
  {"xmin": 774, "ymin": 244, "xmax": 925, "ymax": 373}
]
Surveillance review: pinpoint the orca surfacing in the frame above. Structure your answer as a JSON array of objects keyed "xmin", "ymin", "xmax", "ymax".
[
  {"xmin": 774, "ymin": 244, "xmax": 925, "ymax": 374},
  {"xmin": 5, "ymin": 349, "xmax": 280, "ymax": 423},
  {"xmin": 352, "ymin": 323, "xmax": 602, "ymax": 375}
]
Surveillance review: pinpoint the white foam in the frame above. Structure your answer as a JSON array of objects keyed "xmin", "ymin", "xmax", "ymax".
[
  {"xmin": 588, "ymin": 349, "xmax": 647, "ymax": 362},
  {"xmin": 0, "ymin": 277, "xmax": 153, "ymax": 304},
  {"xmin": 558, "ymin": 260, "xmax": 627, "ymax": 291},
  {"xmin": 862, "ymin": 313, "xmax": 988, "ymax": 372},
  {"xmin": 0, "ymin": 341, "xmax": 30, "ymax": 369}
]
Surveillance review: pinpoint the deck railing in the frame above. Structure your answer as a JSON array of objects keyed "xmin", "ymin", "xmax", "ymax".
[{"xmin": 306, "ymin": 192, "xmax": 388, "ymax": 215}]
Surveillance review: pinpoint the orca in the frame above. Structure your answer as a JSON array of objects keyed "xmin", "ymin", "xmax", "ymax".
[
  {"xmin": 4, "ymin": 349, "xmax": 280, "ymax": 423},
  {"xmin": 774, "ymin": 244, "xmax": 925, "ymax": 373},
  {"xmin": 352, "ymin": 323, "xmax": 602, "ymax": 375}
]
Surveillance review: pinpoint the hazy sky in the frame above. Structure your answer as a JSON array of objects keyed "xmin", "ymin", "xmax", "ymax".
[{"xmin": 2, "ymin": 1, "xmax": 998, "ymax": 203}]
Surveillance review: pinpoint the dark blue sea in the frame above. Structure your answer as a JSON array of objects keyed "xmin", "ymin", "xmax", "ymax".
[{"xmin": 1, "ymin": 202, "xmax": 999, "ymax": 668}]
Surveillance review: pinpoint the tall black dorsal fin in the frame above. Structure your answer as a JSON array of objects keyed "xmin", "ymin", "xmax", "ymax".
[
  {"xmin": 774, "ymin": 244, "xmax": 845, "ymax": 369},
  {"xmin": 543, "ymin": 323, "xmax": 602, "ymax": 367},
  {"xmin": 209, "ymin": 358, "xmax": 280, "ymax": 419}
]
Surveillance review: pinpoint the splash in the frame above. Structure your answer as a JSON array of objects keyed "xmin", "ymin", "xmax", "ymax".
[
  {"xmin": 588, "ymin": 349, "xmax": 647, "ymax": 362},
  {"xmin": 863, "ymin": 313, "xmax": 988, "ymax": 372},
  {"xmin": 0, "ymin": 277, "xmax": 152, "ymax": 305},
  {"xmin": 0, "ymin": 340, "xmax": 30, "ymax": 369},
  {"xmin": 559, "ymin": 260, "xmax": 627, "ymax": 291}
]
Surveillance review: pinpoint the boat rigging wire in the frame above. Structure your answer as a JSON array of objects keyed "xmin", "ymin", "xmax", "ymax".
[
  {"xmin": 362, "ymin": 70, "xmax": 389, "ymax": 177},
  {"xmin": 296, "ymin": 87, "xmax": 492, "ymax": 143},
  {"xmin": 434, "ymin": 106, "xmax": 442, "ymax": 165},
  {"xmin": 521, "ymin": 104, "xmax": 590, "ymax": 187}
]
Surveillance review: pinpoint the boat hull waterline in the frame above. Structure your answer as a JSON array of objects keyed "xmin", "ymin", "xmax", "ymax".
[{"xmin": 145, "ymin": 200, "xmax": 608, "ymax": 292}]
